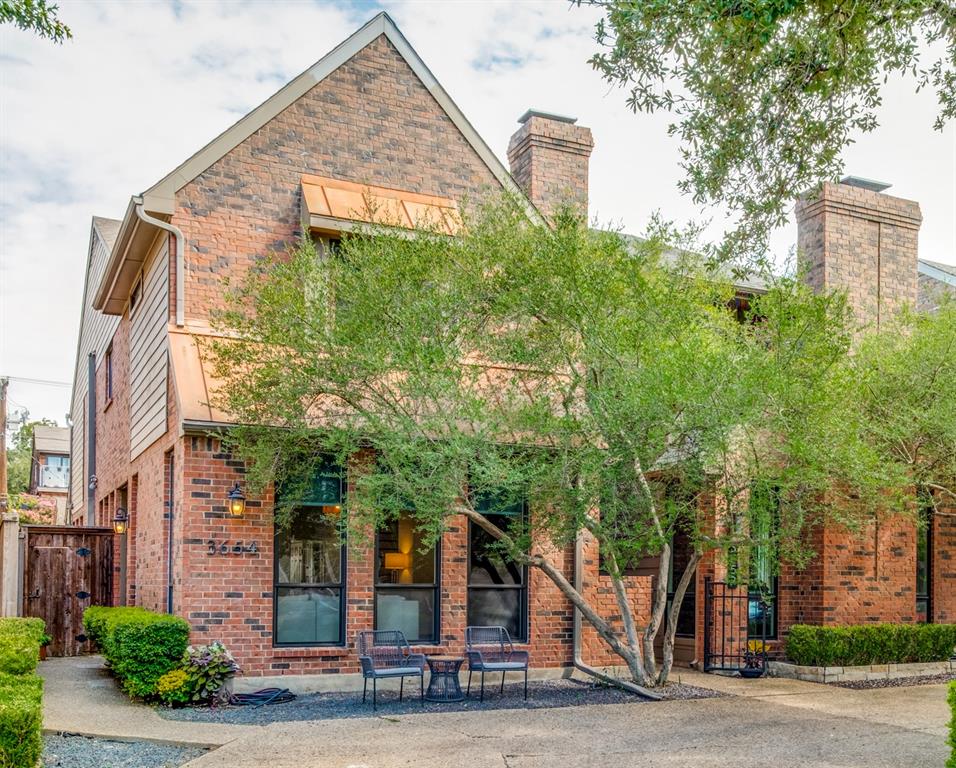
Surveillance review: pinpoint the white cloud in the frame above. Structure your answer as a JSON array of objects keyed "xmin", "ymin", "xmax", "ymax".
[{"xmin": 2, "ymin": 0, "xmax": 954, "ymax": 424}]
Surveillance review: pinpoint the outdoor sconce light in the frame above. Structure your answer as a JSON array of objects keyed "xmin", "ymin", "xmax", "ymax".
[
  {"xmin": 383, "ymin": 552, "xmax": 411, "ymax": 570},
  {"xmin": 227, "ymin": 483, "xmax": 246, "ymax": 518},
  {"xmin": 112, "ymin": 507, "xmax": 129, "ymax": 535}
]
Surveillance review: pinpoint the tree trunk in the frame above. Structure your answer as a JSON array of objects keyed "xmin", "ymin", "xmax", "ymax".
[
  {"xmin": 642, "ymin": 539, "xmax": 671, "ymax": 681},
  {"xmin": 657, "ymin": 550, "xmax": 702, "ymax": 686}
]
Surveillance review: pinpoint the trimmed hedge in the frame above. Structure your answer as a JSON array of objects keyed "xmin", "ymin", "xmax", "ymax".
[
  {"xmin": 786, "ymin": 623, "xmax": 956, "ymax": 667},
  {"xmin": 0, "ymin": 674, "xmax": 42, "ymax": 768},
  {"xmin": 0, "ymin": 619, "xmax": 45, "ymax": 768},
  {"xmin": 0, "ymin": 619, "xmax": 45, "ymax": 677},
  {"xmin": 948, "ymin": 681, "xmax": 955, "ymax": 768},
  {"xmin": 83, "ymin": 607, "xmax": 191, "ymax": 699}
]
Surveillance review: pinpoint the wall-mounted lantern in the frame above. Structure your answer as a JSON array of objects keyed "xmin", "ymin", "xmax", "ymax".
[
  {"xmin": 112, "ymin": 506, "xmax": 129, "ymax": 535},
  {"xmin": 227, "ymin": 483, "xmax": 246, "ymax": 518}
]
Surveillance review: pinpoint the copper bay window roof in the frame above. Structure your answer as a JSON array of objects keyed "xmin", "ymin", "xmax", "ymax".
[{"xmin": 301, "ymin": 174, "xmax": 461, "ymax": 235}]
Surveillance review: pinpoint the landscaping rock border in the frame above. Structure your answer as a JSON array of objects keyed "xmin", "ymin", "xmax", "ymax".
[{"xmin": 769, "ymin": 659, "xmax": 956, "ymax": 684}]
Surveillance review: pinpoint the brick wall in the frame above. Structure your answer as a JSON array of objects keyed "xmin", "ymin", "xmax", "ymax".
[
  {"xmin": 796, "ymin": 181, "xmax": 921, "ymax": 330},
  {"xmin": 933, "ymin": 498, "xmax": 956, "ymax": 622},
  {"xmin": 507, "ymin": 111, "xmax": 593, "ymax": 220},
  {"xmin": 173, "ymin": 34, "xmax": 505, "ymax": 326}
]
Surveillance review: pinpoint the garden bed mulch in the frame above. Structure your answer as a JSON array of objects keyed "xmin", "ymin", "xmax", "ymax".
[
  {"xmin": 832, "ymin": 671, "xmax": 956, "ymax": 690},
  {"xmin": 157, "ymin": 678, "xmax": 722, "ymax": 725},
  {"xmin": 43, "ymin": 734, "xmax": 206, "ymax": 768}
]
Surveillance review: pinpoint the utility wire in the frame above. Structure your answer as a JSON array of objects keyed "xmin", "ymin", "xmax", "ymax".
[{"xmin": 2, "ymin": 376, "xmax": 71, "ymax": 388}]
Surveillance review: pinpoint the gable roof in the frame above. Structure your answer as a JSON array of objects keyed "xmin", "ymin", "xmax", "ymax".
[{"xmin": 138, "ymin": 12, "xmax": 528, "ymax": 216}]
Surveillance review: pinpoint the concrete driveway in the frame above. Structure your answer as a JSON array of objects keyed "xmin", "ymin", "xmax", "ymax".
[{"xmin": 181, "ymin": 672, "xmax": 950, "ymax": 768}]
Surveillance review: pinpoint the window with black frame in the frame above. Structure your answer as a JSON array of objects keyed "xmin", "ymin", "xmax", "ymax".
[
  {"xmin": 467, "ymin": 493, "xmax": 528, "ymax": 641},
  {"xmin": 274, "ymin": 462, "xmax": 346, "ymax": 646},
  {"xmin": 374, "ymin": 512, "xmax": 439, "ymax": 642},
  {"xmin": 747, "ymin": 483, "xmax": 779, "ymax": 640},
  {"xmin": 916, "ymin": 495, "xmax": 933, "ymax": 623}
]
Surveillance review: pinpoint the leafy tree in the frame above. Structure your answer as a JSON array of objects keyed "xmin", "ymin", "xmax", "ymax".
[
  {"xmin": 5, "ymin": 415, "xmax": 57, "ymax": 495},
  {"xmin": 208, "ymin": 199, "xmax": 910, "ymax": 687},
  {"xmin": 584, "ymin": 0, "xmax": 956, "ymax": 262},
  {"xmin": 852, "ymin": 300, "xmax": 956, "ymax": 509},
  {"xmin": 1, "ymin": 0, "xmax": 71, "ymax": 43}
]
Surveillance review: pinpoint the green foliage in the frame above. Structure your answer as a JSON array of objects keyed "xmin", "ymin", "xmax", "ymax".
[
  {"xmin": 785, "ymin": 623, "xmax": 956, "ymax": 666},
  {"xmin": 0, "ymin": 673, "xmax": 42, "ymax": 768},
  {"xmin": 156, "ymin": 669, "xmax": 191, "ymax": 706},
  {"xmin": 0, "ymin": 0, "xmax": 71, "ymax": 42},
  {"xmin": 82, "ymin": 607, "xmax": 190, "ymax": 700},
  {"xmin": 585, "ymin": 0, "xmax": 956, "ymax": 262},
  {"xmin": 207, "ymin": 197, "xmax": 922, "ymax": 686},
  {"xmin": 0, "ymin": 618, "xmax": 45, "ymax": 677},
  {"xmin": 947, "ymin": 680, "xmax": 955, "ymax": 768},
  {"xmin": 179, "ymin": 642, "xmax": 241, "ymax": 705}
]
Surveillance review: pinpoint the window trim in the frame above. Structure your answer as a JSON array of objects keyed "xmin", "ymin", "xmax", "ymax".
[
  {"xmin": 372, "ymin": 513, "xmax": 441, "ymax": 644},
  {"xmin": 272, "ymin": 465, "xmax": 348, "ymax": 648},
  {"xmin": 466, "ymin": 503, "xmax": 529, "ymax": 643}
]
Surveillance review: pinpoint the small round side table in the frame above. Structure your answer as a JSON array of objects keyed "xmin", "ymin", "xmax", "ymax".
[{"xmin": 425, "ymin": 655, "xmax": 465, "ymax": 702}]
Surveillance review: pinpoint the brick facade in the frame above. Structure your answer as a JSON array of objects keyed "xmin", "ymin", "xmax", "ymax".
[
  {"xmin": 77, "ymin": 18, "xmax": 952, "ymax": 686},
  {"xmin": 507, "ymin": 111, "xmax": 593, "ymax": 220},
  {"xmin": 796, "ymin": 180, "xmax": 921, "ymax": 329}
]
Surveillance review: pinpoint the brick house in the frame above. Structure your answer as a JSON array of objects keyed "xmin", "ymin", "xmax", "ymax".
[{"xmin": 68, "ymin": 13, "xmax": 954, "ymax": 686}]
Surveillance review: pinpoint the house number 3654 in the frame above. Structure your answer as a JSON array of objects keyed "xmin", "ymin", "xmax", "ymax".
[{"xmin": 207, "ymin": 540, "xmax": 259, "ymax": 556}]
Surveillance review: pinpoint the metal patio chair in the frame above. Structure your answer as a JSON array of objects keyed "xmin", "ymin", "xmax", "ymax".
[
  {"xmin": 465, "ymin": 625, "xmax": 529, "ymax": 701},
  {"xmin": 356, "ymin": 629, "xmax": 426, "ymax": 710}
]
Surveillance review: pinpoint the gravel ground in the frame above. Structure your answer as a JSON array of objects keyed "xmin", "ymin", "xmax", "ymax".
[
  {"xmin": 833, "ymin": 671, "xmax": 956, "ymax": 690},
  {"xmin": 43, "ymin": 735, "xmax": 206, "ymax": 768},
  {"xmin": 157, "ymin": 678, "xmax": 722, "ymax": 725}
]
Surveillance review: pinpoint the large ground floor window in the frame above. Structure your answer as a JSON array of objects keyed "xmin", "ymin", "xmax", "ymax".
[
  {"xmin": 916, "ymin": 495, "xmax": 933, "ymax": 623},
  {"xmin": 747, "ymin": 483, "xmax": 779, "ymax": 640},
  {"xmin": 467, "ymin": 495, "xmax": 528, "ymax": 641},
  {"xmin": 374, "ymin": 511, "xmax": 439, "ymax": 642},
  {"xmin": 274, "ymin": 463, "xmax": 346, "ymax": 646}
]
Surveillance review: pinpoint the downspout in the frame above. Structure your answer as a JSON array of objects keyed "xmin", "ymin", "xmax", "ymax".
[
  {"xmin": 166, "ymin": 455, "xmax": 174, "ymax": 615},
  {"xmin": 134, "ymin": 198, "xmax": 185, "ymax": 327},
  {"xmin": 572, "ymin": 529, "xmax": 662, "ymax": 700}
]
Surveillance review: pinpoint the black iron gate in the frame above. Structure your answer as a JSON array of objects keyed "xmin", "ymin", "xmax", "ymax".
[{"xmin": 703, "ymin": 577, "xmax": 769, "ymax": 673}]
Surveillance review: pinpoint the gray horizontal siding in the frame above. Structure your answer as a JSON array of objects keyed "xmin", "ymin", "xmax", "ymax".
[{"xmin": 129, "ymin": 240, "xmax": 169, "ymax": 460}]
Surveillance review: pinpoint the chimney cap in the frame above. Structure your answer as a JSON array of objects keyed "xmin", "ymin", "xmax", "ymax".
[
  {"xmin": 517, "ymin": 109, "xmax": 577, "ymax": 125},
  {"xmin": 839, "ymin": 175, "xmax": 892, "ymax": 193}
]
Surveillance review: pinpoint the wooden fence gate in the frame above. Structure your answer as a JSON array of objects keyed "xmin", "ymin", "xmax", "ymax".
[{"xmin": 21, "ymin": 526, "xmax": 113, "ymax": 657}]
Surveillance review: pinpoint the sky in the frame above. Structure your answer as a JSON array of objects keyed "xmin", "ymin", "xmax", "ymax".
[{"xmin": 2, "ymin": 0, "xmax": 954, "ymax": 428}]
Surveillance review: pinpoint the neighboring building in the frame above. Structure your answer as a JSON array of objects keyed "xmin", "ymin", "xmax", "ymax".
[
  {"xmin": 917, "ymin": 258, "xmax": 956, "ymax": 312},
  {"xmin": 69, "ymin": 13, "xmax": 953, "ymax": 683},
  {"xmin": 29, "ymin": 426, "xmax": 70, "ymax": 524}
]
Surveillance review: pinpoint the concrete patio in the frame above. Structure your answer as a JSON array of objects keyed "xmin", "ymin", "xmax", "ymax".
[{"xmin": 40, "ymin": 657, "xmax": 950, "ymax": 767}]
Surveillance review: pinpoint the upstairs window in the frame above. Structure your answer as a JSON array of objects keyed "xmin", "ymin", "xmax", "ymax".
[
  {"xmin": 129, "ymin": 276, "xmax": 142, "ymax": 316},
  {"xmin": 105, "ymin": 345, "xmax": 114, "ymax": 402}
]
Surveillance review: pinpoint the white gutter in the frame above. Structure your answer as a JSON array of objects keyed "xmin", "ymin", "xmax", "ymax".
[
  {"xmin": 572, "ymin": 530, "xmax": 662, "ymax": 700},
  {"xmin": 134, "ymin": 198, "xmax": 185, "ymax": 327}
]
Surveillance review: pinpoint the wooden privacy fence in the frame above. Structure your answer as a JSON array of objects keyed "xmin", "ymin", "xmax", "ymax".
[{"xmin": 21, "ymin": 525, "xmax": 113, "ymax": 657}]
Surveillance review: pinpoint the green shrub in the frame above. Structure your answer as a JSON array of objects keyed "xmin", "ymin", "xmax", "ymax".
[
  {"xmin": 0, "ymin": 618, "xmax": 46, "ymax": 677},
  {"xmin": 948, "ymin": 681, "xmax": 955, "ymax": 768},
  {"xmin": 786, "ymin": 623, "xmax": 956, "ymax": 667},
  {"xmin": 0, "ymin": 673, "xmax": 43, "ymax": 768},
  {"xmin": 83, "ymin": 607, "xmax": 190, "ymax": 700},
  {"xmin": 180, "ymin": 642, "xmax": 241, "ymax": 705}
]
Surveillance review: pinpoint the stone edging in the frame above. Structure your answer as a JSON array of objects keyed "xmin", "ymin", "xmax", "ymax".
[{"xmin": 768, "ymin": 659, "xmax": 956, "ymax": 684}]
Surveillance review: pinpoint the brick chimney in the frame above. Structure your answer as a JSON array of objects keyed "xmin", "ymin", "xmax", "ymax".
[
  {"xmin": 507, "ymin": 110, "xmax": 593, "ymax": 221},
  {"xmin": 795, "ymin": 177, "xmax": 922, "ymax": 329}
]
